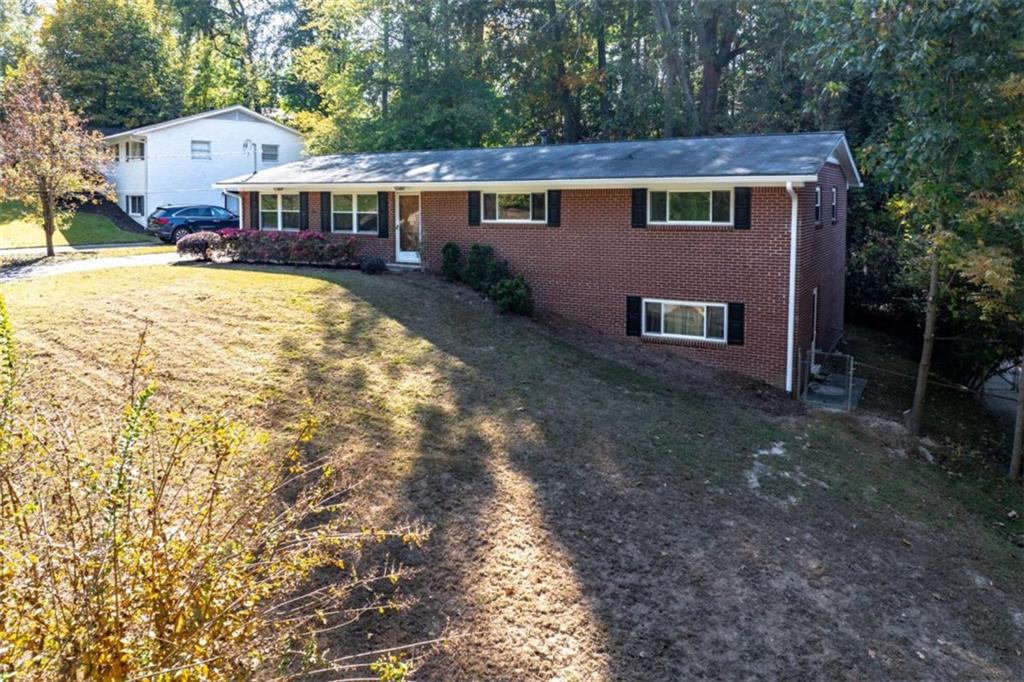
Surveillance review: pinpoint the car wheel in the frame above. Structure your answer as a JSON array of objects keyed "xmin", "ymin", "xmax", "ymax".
[{"xmin": 171, "ymin": 228, "xmax": 190, "ymax": 243}]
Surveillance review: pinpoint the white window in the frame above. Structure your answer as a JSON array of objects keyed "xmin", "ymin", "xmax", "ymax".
[
  {"xmin": 191, "ymin": 140, "xmax": 211, "ymax": 160},
  {"xmin": 261, "ymin": 144, "xmax": 279, "ymax": 164},
  {"xmin": 831, "ymin": 186, "xmax": 837, "ymax": 223},
  {"xmin": 642, "ymin": 298, "xmax": 727, "ymax": 342},
  {"xmin": 126, "ymin": 140, "xmax": 145, "ymax": 161},
  {"xmin": 648, "ymin": 190, "xmax": 732, "ymax": 224},
  {"xmin": 260, "ymin": 193, "xmax": 300, "ymax": 231},
  {"xmin": 331, "ymin": 193, "xmax": 378, "ymax": 233},
  {"xmin": 814, "ymin": 186, "xmax": 821, "ymax": 223},
  {"xmin": 127, "ymin": 195, "xmax": 145, "ymax": 216},
  {"xmin": 482, "ymin": 192, "xmax": 546, "ymax": 222}
]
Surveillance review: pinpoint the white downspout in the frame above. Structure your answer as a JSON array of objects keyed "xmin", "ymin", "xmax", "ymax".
[{"xmin": 785, "ymin": 182, "xmax": 799, "ymax": 394}]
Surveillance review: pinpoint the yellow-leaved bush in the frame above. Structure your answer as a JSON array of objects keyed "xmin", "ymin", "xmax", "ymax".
[{"xmin": 0, "ymin": 296, "xmax": 429, "ymax": 680}]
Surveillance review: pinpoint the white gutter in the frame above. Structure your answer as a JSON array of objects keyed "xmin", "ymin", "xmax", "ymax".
[
  {"xmin": 212, "ymin": 175, "xmax": 814, "ymax": 193},
  {"xmin": 785, "ymin": 181, "xmax": 799, "ymax": 394}
]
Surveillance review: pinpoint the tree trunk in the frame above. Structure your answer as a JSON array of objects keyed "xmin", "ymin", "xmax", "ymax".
[
  {"xmin": 907, "ymin": 243, "xmax": 941, "ymax": 437},
  {"xmin": 596, "ymin": 14, "xmax": 611, "ymax": 138},
  {"xmin": 548, "ymin": 0, "xmax": 579, "ymax": 142},
  {"xmin": 1010, "ymin": 328, "xmax": 1024, "ymax": 481},
  {"xmin": 650, "ymin": 0, "xmax": 698, "ymax": 136},
  {"xmin": 41, "ymin": 193, "xmax": 55, "ymax": 258}
]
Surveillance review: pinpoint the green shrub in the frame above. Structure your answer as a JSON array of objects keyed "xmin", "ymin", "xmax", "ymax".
[
  {"xmin": 462, "ymin": 244, "xmax": 509, "ymax": 294},
  {"xmin": 441, "ymin": 242, "xmax": 462, "ymax": 281},
  {"xmin": 490, "ymin": 275, "xmax": 534, "ymax": 316},
  {"xmin": 360, "ymin": 255, "xmax": 387, "ymax": 274},
  {"xmin": 175, "ymin": 230, "xmax": 223, "ymax": 260}
]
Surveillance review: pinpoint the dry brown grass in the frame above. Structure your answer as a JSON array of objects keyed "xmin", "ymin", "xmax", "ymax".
[{"xmin": 3, "ymin": 262, "xmax": 1023, "ymax": 680}]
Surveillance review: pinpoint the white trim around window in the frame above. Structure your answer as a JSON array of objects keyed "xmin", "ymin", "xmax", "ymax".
[
  {"xmin": 814, "ymin": 186, "xmax": 822, "ymax": 223},
  {"xmin": 126, "ymin": 195, "xmax": 145, "ymax": 217},
  {"xmin": 261, "ymin": 144, "xmax": 279, "ymax": 164},
  {"xmin": 331, "ymin": 192, "xmax": 379, "ymax": 233},
  {"xmin": 126, "ymin": 140, "xmax": 145, "ymax": 161},
  {"xmin": 641, "ymin": 298, "xmax": 727, "ymax": 342},
  {"xmin": 259, "ymin": 193, "xmax": 301, "ymax": 231},
  {"xmin": 648, "ymin": 189, "xmax": 733, "ymax": 225},
  {"xmin": 482, "ymin": 191, "xmax": 547, "ymax": 223},
  {"xmin": 831, "ymin": 186, "xmax": 837, "ymax": 223},
  {"xmin": 191, "ymin": 139, "xmax": 212, "ymax": 160}
]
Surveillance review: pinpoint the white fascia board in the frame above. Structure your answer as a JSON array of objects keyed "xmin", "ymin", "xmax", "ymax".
[
  {"xmin": 213, "ymin": 175, "xmax": 814, "ymax": 192},
  {"xmin": 104, "ymin": 105, "xmax": 302, "ymax": 141}
]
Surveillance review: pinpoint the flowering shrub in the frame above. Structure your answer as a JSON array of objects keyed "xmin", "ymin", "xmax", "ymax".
[
  {"xmin": 216, "ymin": 228, "xmax": 361, "ymax": 267},
  {"xmin": 175, "ymin": 230, "xmax": 223, "ymax": 260}
]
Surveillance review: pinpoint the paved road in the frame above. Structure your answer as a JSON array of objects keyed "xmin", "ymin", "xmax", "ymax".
[{"xmin": 0, "ymin": 251, "xmax": 179, "ymax": 282}]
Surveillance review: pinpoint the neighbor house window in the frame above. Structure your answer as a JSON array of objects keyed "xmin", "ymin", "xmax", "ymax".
[
  {"xmin": 814, "ymin": 186, "xmax": 821, "ymax": 223},
  {"xmin": 331, "ymin": 193, "xmax": 378, "ymax": 233},
  {"xmin": 482, "ymin": 192, "xmax": 546, "ymax": 222},
  {"xmin": 260, "ymin": 193, "xmax": 300, "ymax": 230},
  {"xmin": 191, "ymin": 140, "xmax": 211, "ymax": 160},
  {"xmin": 831, "ymin": 187, "xmax": 837, "ymax": 223},
  {"xmin": 261, "ymin": 144, "xmax": 279, "ymax": 164},
  {"xmin": 642, "ymin": 298, "xmax": 727, "ymax": 342},
  {"xmin": 648, "ymin": 190, "xmax": 732, "ymax": 224},
  {"xmin": 126, "ymin": 195, "xmax": 145, "ymax": 216},
  {"xmin": 126, "ymin": 141, "xmax": 145, "ymax": 161}
]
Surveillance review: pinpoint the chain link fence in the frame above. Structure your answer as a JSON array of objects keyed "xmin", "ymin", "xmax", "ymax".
[{"xmin": 798, "ymin": 348, "xmax": 864, "ymax": 411}]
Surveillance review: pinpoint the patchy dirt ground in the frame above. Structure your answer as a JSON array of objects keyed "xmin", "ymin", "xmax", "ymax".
[{"xmin": 4, "ymin": 264, "xmax": 1022, "ymax": 680}]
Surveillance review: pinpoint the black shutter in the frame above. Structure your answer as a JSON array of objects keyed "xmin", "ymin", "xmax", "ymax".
[
  {"xmin": 631, "ymin": 188, "xmax": 647, "ymax": 228},
  {"xmin": 727, "ymin": 303, "xmax": 745, "ymax": 345},
  {"xmin": 546, "ymin": 190, "xmax": 561, "ymax": 227},
  {"xmin": 320, "ymin": 192, "xmax": 331, "ymax": 232},
  {"xmin": 299, "ymin": 192, "xmax": 309, "ymax": 230},
  {"xmin": 734, "ymin": 187, "xmax": 752, "ymax": 230},
  {"xmin": 249, "ymin": 192, "xmax": 259, "ymax": 229},
  {"xmin": 468, "ymin": 191, "xmax": 481, "ymax": 226},
  {"xmin": 377, "ymin": 192, "xmax": 389, "ymax": 238},
  {"xmin": 626, "ymin": 296, "xmax": 642, "ymax": 336}
]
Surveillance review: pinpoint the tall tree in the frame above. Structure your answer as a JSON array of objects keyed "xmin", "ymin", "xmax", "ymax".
[
  {"xmin": 0, "ymin": 62, "xmax": 112, "ymax": 257},
  {"xmin": 41, "ymin": 0, "xmax": 183, "ymax": 129},
  {"xmin": 0, "ymin": 0, "xmax": 34, "ymax": 79}
]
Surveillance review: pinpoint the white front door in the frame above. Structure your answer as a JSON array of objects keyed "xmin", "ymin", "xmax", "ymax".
[{"xmin": 396, "ymin": 194, "xmax": 421, "ymax": 264}]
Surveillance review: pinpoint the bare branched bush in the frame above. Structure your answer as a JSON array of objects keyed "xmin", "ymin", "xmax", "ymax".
[{"xmin": 0, "ymin": 296, "xmax": 430, "ymax": 680}]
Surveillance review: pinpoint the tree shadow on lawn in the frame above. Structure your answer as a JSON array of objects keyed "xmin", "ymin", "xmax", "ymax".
[{"xmin": 236, "ymin": 264, "xmax": 1024, "ymax": 681}]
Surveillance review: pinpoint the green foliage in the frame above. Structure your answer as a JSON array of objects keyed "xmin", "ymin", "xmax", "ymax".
[
  {"xmin": 462, "ymin": 244, "xmax": 508, "ymax": 293},
  {"xmin": 441, "ymin": 242, "xmax": 462, "ymax": 281},
  {"xmin": 41, "ymin": 0, "xmax": 183, "ymax": 128},
  {"xmin": 359, "ymin": 255, "xmax": 387, "ymax": 274},
  {"xmin": 0, "ymin": 0, "xmax": 32, "ymax": 78},
  {"xmin": 490, "ymin": 274, "xmax": 534, "ymax": 316}
]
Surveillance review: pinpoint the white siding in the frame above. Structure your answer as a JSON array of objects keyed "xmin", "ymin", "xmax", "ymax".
[{"xmin": 106, "ymin": 114, "xmax": 303, "ymax": 225}]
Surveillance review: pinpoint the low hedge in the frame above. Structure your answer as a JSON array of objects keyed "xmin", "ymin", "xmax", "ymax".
[
  {"xmin": 214, "ymin": 229, "xmax": 362, "ymax": 267},
  {"xmin": 176, "ymin": 231, "xmax": 223, "ymax": 261}
]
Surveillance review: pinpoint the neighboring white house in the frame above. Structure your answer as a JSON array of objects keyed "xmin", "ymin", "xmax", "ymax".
[{"xmin": 102, "ymin": 105, "xmax": 304, "ymax": 225}]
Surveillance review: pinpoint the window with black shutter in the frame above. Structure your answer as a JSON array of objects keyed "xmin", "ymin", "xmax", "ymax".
[
  {"xmin": 626, "ymin": 296, "xmax": 642, "ymax": 336},
  {"xmin": 734, "ymin": 187, "xmax": 752, "ymax": 229},
  {"xmin": 320, "ymin": 192, "xmax": 331, "ymax": 232},
  {"xmin": 467, "ymin": 191, "xmax": 481, "ymax": 226},
  {"xmin": 377, "ymin": 192, "xmax": 389, "ymax": 238},
  {"xmin": 299, "ymin": 192, "xmax": 309, "ymax": 230},
  {"xmin": 546, "ymin": 190, "xmax": 561, "ymax": 227},
  {"xmin": 727, "ymin": 303, "xmax": 745, "ymax": 345},
  {"xmin": 631, "ymin": 189, "xmax": 647, "ymax": 228}
]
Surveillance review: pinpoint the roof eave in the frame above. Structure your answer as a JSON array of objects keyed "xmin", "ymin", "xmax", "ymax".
[{"xmin": 213, "ymin": 174, "xmax": 816, "ymax": 192}]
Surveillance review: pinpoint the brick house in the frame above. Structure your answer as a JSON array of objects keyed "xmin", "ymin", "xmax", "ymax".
[{"xmin": 215, "ymin": 132, "xmax": 861, "ymax": 393}]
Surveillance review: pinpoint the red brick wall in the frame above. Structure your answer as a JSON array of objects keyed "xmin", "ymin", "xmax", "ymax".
[
  {"xmin": 240, "ymin": 190, "xmax": 395, "ymax": 261},
  {"xmin": 419, "ymin": 188, "xmax": 794, "ymax": 387},
  {"xmin": 794, "ymin": 163, "xmax": 847, "ymax": 364}
]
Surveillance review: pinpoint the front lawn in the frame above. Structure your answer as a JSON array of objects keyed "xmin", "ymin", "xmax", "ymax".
[
  {"xmin": 0, "ymin": 201, "xmax": 152, "ymax": 248},
  {"xmin": 3, "ymin": 263, "xmax": 1022, "ymax": 680}
]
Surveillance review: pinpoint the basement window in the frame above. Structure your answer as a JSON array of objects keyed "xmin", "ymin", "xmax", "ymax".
[
  {"xmin": 126, "ymin": 195, "xmax": 145, "ymax": 217},
  {"xmin": 642, "ymin": 298, "xmax": 726, "ymax": 342},
  {"xmin": 482, "ymin": 192, "xmax": 546, "ymax": 222},
  {"xmin": 649, "ymin": 190, "xmax": 732, "ymax": 224}
]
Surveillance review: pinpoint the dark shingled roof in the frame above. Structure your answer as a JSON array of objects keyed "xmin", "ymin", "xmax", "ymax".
[{"xmin": 218, "ymin": 131, "xmax": 858, "ymax": 187}]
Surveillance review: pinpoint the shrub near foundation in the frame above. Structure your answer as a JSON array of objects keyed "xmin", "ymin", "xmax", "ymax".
[
  {"xmin": 215, "ymin": 228, "xmax": 361, "ymax": 267},
  {"xmin": 175, "ymin": 230, "xmax": 223, "ymax": 260}
]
